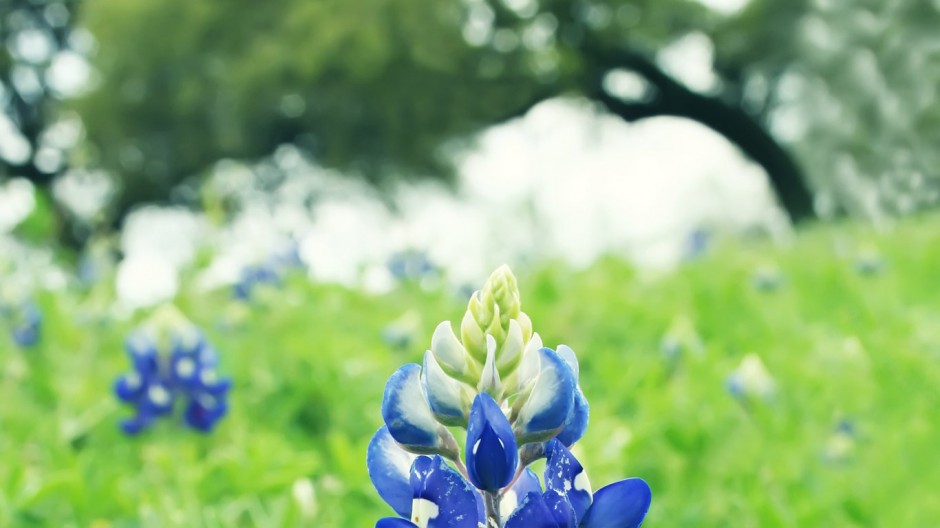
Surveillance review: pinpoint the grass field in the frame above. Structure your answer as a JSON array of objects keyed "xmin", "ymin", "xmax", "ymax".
[{"xmin": 2, "ymin": 215, "xmax": 940, "ymax": 527}]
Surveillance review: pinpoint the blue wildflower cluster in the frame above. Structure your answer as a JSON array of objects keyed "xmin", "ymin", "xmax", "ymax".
[
  {"xmin": 114, "ymin": 307, "xmax": 231, "ymax": 435},
  {"xmin": 232, "ymin": 242, "xmax": 305, "ymax": 301},
  {"xmin": 233, "ymin": 263, "xmax": 281, "ymax": 301},
  {"xmin": 368, "ymin": 266, "xmax": 651, "ymax": 527},
  {"xmin": 388, "ymin": 249, "xmax": 437, "ymax": 282},
  {"xmin": 1, "ymin": 300, "xmax": 42, "ymax": 348}
]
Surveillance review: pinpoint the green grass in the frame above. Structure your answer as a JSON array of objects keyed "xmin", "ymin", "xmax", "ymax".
[{"xmin": 3, "ymin": 215, "xmax": 940, "ymax": 526}]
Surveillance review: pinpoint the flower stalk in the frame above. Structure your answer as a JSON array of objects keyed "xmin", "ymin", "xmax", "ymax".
[{"xmin": 484, "ymin": 491, "xmax": 501, "ymax": 528}]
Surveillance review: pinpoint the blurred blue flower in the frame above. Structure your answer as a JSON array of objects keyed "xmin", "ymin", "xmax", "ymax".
[
  {"xmin": 232, "ymin": 264, "xmax": 281, "ymax": 301},
  {"xmin": 270, "ymin": 241, "xmax": 305, "ymax": 270},
  {"xmin": 726, "ymin": 353, "xmax": 775, "ymax": 401},
  {"xmin": 382, "ymin": 311, "xmax": 422, "ymax": 351},
  {"xmin": 751, "ymin": 265, "xmax": 783, "ymax": 292},
  {"xmin": 114, "ymin": 326, "xmax": 231, "ymax": 434},
  {"xmin": 77, "ymin": 236, "xmax": 118, "ymax": 287},
  {"xmin": 854, "ymin": 248, "xmax": 884, "ymax": 276},
  {"xmin": 683, "ymin": 228, "xmax": 710, "ymax": 260},
  {"xmin": 823, "ymin": 418, "xmax": 858, "ymax": 464},
  {"xmin": 4, "ymin": 301, "xmax": 42, "ymax": 348},
  {"xmin": 388, "ymin": 250, "xmax": 436, "ymax": 282}
]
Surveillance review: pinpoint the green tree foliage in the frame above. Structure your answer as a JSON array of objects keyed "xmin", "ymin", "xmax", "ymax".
[
  {"xmin": 76, "ymin": 0, "xmax": 548, "ymax": 222},
  {"xmin": 766, "ymin": 0, "xmax": 940, "ymax": 218},
  {"xmin": 73, "ymin": 0, "xmax": 940, "ymax": 225}
]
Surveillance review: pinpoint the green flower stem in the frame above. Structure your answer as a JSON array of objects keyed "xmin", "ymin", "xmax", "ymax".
[{"xmin": 484, "ymin": 491, "xmax": 501, "ymax": 528}]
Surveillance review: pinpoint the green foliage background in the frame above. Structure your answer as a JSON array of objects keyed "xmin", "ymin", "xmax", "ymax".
[{"xmin": 3, "ymin": 216, "xmax": 940, "ymax": 526}]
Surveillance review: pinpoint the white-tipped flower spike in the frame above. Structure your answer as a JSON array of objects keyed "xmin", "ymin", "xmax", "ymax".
[
  {"xmin": 430, "ymin": 321, "xmax": 477, "ymax": 384},
  {"xmin": 726, "ymin": 353, "xmax": 776, "ymax": 401},
  {"xmin": 421, "ymin": 352, "xmax": 473, "ymax": 427},
  {"xmin": 381, "ymin": 364, "xmax": 459, "ymax": 459},
  {"xmin": 368, "ymin": 264, "xmax": 652, "ymax": 527},
  {"xmin": 513, "ymin": 347, "xmax": 577, "ymax": 444},
  {"xmin": 495, "ymin": 319, "xmax": 524, "ymax": 378}
]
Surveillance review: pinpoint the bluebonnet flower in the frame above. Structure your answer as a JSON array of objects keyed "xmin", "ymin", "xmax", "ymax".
[
  {"xmin": 114, "ymin": 307, "xmax": 231, "ymax": 434},
  {"xmin": 683, "ymin": 228, "xmax": 710, "ymax": 260},
  {"xmin": 823, "ymin": 419, "xmax": 858, "ymax": 464},
  {"xmin": 659, "ymin": 317, "xmax": 704, "ymax": 363},
  {"xmin": 77, "ymin": 235, "xmax": 118, "ymax": 287},
  {"xmin": 726, "ymin": 353, "xmax": 775, "ymax": 402},
  {"xmin": 854, "ymin": 246, "xmax": 884, "ymax": 276},
  {"xmin": 3, "ymin": 300, "xmax": 42, "ymax": 348},
  {"xmin": 232, "ymin": 263, "xmax": 281, "ymax": 301},
  {"xmin": 751, "ymin": 264, "xmax": 783, "ymax": 292},
  {"xmin": 369, "ymin": 266, "xmax": 650, "ymax": 527},
  {"xmin": 382, "ymin": 311, "xmax": 422, "ymax": 351},
  {"xmin": 388, "ymin": 250, "xmax": 437, "ymax": 282}
]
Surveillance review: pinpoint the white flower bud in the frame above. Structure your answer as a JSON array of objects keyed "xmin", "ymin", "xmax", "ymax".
[
  {"xmin": 478, "ymin": 335, "xmax": 502, "ymax": 398},
  {"xmin": 430, "ymin": 321, "xmax": 471, "ymax": 379},
  {"xmin": 496, "ymin": 319, "xmax": 524, "ymax": 378},
  {"xmin": 460, "ymin": 310, "xmax": 487, "ymax": 364}
]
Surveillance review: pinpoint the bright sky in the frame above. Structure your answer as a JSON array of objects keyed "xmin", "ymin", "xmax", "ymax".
[{"xmin": 694, "ymin": 0, "xmax": 751, "ymax": 15}]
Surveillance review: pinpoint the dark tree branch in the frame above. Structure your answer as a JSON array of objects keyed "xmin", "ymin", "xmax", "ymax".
[{"xmin": 586, "ymin": 48, "xmax": 816, "ymax": 223}]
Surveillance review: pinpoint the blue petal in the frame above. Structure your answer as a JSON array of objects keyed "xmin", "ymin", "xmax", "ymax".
[
  {"xmin": 141, "ymin": 383, "xmax": 175, "ymax": 416},
  {"xmin": 555, "ymin": 345, "xmax": 579, "ymax": 379},
  {"xmin": 410, "ymin": 456, "xmax": 483, "ymax": 528},
  {"xmin": 514, "ymin": 348, "xmax": 577, "ymax": 444},
  {"xmin": 12, "ymin": 321, "xmax": 40, "ymax": 347},
  {"xmin": 504, "ymin": 491, "xmax": 563, "ymax": 528},
  {"xmin": 376, "ymin": 519, "xmax": 417, "ymax": 528},
  {"xmin": 197, "ymin": 370, "xmax": 232, "ymax": 396},
  {"xmin": 545, "ymin": 440, "xmax": 592, "ymax": 523},
  {"xmin": 367, "ymin": 426, "xmax": 418, "ymax": 518},
  {"xmin": 382, "ymin": 364, "xmax": 442, "ymax": 452},
  {"xmin": 114, "ymin": 373, "xmax": 145, "ymax": 402},
  {"xmin": 556, "ymin": 387, "xmax": 590, "ymax": 447},
  {"xmin": 183, "ymin": 394, "xmax": 228, "ymax": 432},
  {"xmin": 119, "ymin": 413, "xmax": 153, "ymax": 435},
  {"xmin": 171, "ymin": 353, "xmax": 201, "ymax": 389},
  {"xmin": 580, "ymin": 478, "xmax": 651, "ymax": 528},
  {"xmin": 501, "ymin": 468, "xmax": 543, "ymax": 518},
  {"xmin": 465, "ymin": 393, "xmax": 518, "ymax": 492},
  {"xmin": 125, "ymin": 332, "xmax": 160, "ymax": 378},
  {"xmin": 544, "ymin": 490, "xmax": 578, "ymax": 526}
]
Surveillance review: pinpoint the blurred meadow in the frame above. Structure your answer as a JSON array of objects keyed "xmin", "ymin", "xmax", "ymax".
[{"xmin": 2, "ymin": 0, "xmax": 940, "ymax": 526}]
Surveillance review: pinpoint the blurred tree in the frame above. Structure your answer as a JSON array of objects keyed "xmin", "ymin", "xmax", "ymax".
[
  {"xmin": 1, "ymin": 0, "xmax": 85, "ymax": 245},
  {"xmin": 0, "ymin": 0, "xmax": 81, "ymax": 185},
  {"xmin": 762, "ymin": 0, "xmax": 940, "ymax": 219},
  {"xmin": 71, "ymin": 0, "xmax": 940, "ymax": 227}
]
